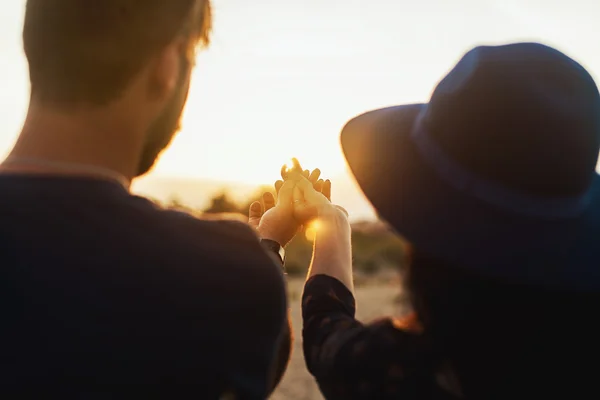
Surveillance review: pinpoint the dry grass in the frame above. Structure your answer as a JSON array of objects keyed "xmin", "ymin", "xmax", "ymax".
[{"xmin": 271, "ymin": 277, "xmax": 410, "ymax": 400}]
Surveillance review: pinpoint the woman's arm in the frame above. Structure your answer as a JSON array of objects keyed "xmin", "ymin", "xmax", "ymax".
[
  {"xmin": 307, "ymin": 205, "xmax": 354, "ymax": 294},
  {"xmin": 293, "ymin": 177, "xmax": 453, "ymax": 399},
  {"xmin": 302, "ymin": 275, "xmax": 453, "ymax": 400}
]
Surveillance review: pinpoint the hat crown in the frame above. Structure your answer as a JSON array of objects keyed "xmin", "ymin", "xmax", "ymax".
[{"xmin": 425, "ymin": 42, "xmax": 600, "ymax": 197}]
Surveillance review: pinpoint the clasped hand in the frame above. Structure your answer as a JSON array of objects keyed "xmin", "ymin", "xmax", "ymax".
[{"xmin": 249, "ymin": 159, "xmax": 347, "ymax": 246}]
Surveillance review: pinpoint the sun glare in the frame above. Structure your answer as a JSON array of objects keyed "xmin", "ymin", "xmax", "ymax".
[
  {"xmin": 285, "ymin": 159, "xmax": 294, "ymax": 171},
  {"xmin": 281, "ymin": 158, "xmax": 302, "ymax": 180},
  {"xmin": 305, "ymin": 219, "xmax": 321, "ymax": 242},
  {"xmin": 285, "ymin": 159, "xmax": 296, "ymax": 171},
  {"xmin": 282, "ymin": 160, "xmax": 293, "ymax": 179}
]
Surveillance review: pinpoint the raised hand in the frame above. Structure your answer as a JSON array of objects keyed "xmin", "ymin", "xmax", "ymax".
[
  {"xmin": 278, "ymin": 158, "xmax": 331, "ymax": 202},
  {"xmin": 287, "ymin": 172, "xmax": 348, "ymax": 224},
  {"xmin": 248, "ymin": 192, "xmax": 276, "ymax": 229},
  {"xmin": 251, "ymin": 180, "xmax": 299, "ymax": 247},
  {"xmin": 248, "ymin": 159, "xmax": 333, "ymax": 245}
]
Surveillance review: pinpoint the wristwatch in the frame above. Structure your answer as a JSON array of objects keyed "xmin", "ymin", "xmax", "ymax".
[{"xmin": 260, "ymin": 239, "xmax": 286, "ymax": 266}]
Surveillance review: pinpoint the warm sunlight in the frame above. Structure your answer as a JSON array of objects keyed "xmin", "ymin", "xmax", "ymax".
[
  {"xmin": 280, "ymin": 158, "xmax": 303, "ymax": 179},
  {"xmin": 1, "ymin": 3, "xmax": 599, "ymax": 398},
  {"xmin": 285, "ymin": 160, "xmax": 295, "ymax": 172},
  {"xmin": 305, "ymin": 219, "xmax": 321, "ymax": 242},
  {"xmin": 1, "ymin": 0, "xmax": 599, "ymax": 218}
]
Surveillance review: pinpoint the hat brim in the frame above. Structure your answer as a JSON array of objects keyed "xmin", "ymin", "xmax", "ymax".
[{"xmin": 341, "ymin": 104, "xmax": 600, "ymax": 291}]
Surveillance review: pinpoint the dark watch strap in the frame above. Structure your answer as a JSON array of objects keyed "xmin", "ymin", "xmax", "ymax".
[{"xmin": 260, "ymin": 239, "xmax": 285, "ymax": 266}]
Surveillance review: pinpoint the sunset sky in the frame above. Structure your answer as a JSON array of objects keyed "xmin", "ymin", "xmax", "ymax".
[{"xmin": 0, "ymin": 0, "xmax": 599, "ymax": 192}]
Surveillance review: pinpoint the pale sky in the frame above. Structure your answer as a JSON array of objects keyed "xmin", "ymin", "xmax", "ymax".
[{"xmin": 1, "ymin": 0, "xmax": 599, "ymax": 186}]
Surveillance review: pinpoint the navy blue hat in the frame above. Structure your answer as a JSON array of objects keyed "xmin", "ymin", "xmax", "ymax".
[{"xmin": 341, "ymin": 42, "xmax": 600, "ymax": 291}]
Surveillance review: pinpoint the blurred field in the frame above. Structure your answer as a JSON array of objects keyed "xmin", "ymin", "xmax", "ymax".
[{"xmin": 271, "ymin": 276, "xmax": 410, "ymax": 400}]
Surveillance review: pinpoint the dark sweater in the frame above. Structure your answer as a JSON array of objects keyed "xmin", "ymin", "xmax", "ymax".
[{"xmin": 0, "ymin": 175, "xmax": 290, "ymax": 399}]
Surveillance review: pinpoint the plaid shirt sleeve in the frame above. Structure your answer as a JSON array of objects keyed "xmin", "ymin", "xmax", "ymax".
[{"xmin": 302, "ymin": 274, "xmax": 457, "ymax": 400}]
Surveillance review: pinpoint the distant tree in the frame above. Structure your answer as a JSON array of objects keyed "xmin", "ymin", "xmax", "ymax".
[
  {"xmin": 144, "ymin": 196, "xmax": 163, "ymax": 207},
  {"xmin": 203, "ymin": 191, "xmax": 243, "ymax": 214},
  {"xmin": 166, "ymin": 195, "xmax": 186, "ymax": 209}
]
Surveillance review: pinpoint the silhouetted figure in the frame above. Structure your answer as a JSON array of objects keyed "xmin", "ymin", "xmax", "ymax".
[
  {"xmin": 0, "ymin": 1, "xmax": 293, "ymax": 398},
  {"xmin": 301, "ymin": 43, "xmax": 600, "ymax": 399}
]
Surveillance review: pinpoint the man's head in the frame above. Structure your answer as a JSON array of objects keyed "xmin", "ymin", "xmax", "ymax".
[{"xmin": 22, "ymin": 0, "xmax": 212, "ymax": 176}]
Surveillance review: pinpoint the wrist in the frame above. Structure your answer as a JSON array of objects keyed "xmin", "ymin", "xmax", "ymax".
[
  {"xmin": 309, "ymin": 208, "xmax": 354, "ymax": 293},
  {"xmin": 313, "ymin": 209, "xmax": 351, "ymax": 258},
  {"xmin": 256, "ymin": 227, "xmax": 278, "ymax": 243},
  {"xmin": 260, "ymin": 238, "xmax": 286, "ymax": 266},
  {"xmin": 317, "ymin": 205, "xmax": 351, "ymax": 232},
  {"xmin": 256, "ymin": 229, "xmax": 289, "ymax": 247}
]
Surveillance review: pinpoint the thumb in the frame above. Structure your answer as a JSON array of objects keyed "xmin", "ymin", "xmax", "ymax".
[
  {"xmin": 293, "ymin": 185, "xmax": 303, "ymax": 204},
  {"xmin": 295, "ymin": 176, "xmax": 328, "ymax": 205},
  {"xmin": 277, "ymin": 179, "xmax": 295, "ymax": 206}
]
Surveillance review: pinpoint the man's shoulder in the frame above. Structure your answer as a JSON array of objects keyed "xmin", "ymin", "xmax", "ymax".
[
  {"xmin": 132, "ymin": 198, "xmax": 287, "ymax": 312},
  {"xmin": 129, "ymin": 196, "xmax": 274, "ymax": 267},
  {"xmin": 164, "ymin": 209, "xmax": 261, "ymax": 250}
]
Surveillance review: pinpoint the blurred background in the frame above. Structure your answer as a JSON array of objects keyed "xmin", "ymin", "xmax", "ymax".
[
  {"xmin": 1, "ymin": 1, "xmax": 599, "ymax": 223},
  {"xmin": 1, "ymin": 1, "xmax": 599, "ymax": 398}
]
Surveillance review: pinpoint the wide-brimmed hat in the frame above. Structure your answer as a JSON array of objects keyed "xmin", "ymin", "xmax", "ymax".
[{"xmin": 341, "ymin": 42, "xmax": 600, "ymax": 291}]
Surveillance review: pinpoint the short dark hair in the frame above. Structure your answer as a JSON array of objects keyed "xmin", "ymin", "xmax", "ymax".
[{"xmin": 23, "ymin": 0, "xmax": 212, "ymax": 106}]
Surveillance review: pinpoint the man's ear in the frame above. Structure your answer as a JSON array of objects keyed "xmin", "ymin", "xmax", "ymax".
[{"xmin": 147, "ymin": 39, "xmax": 186, "ymax": 102}]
